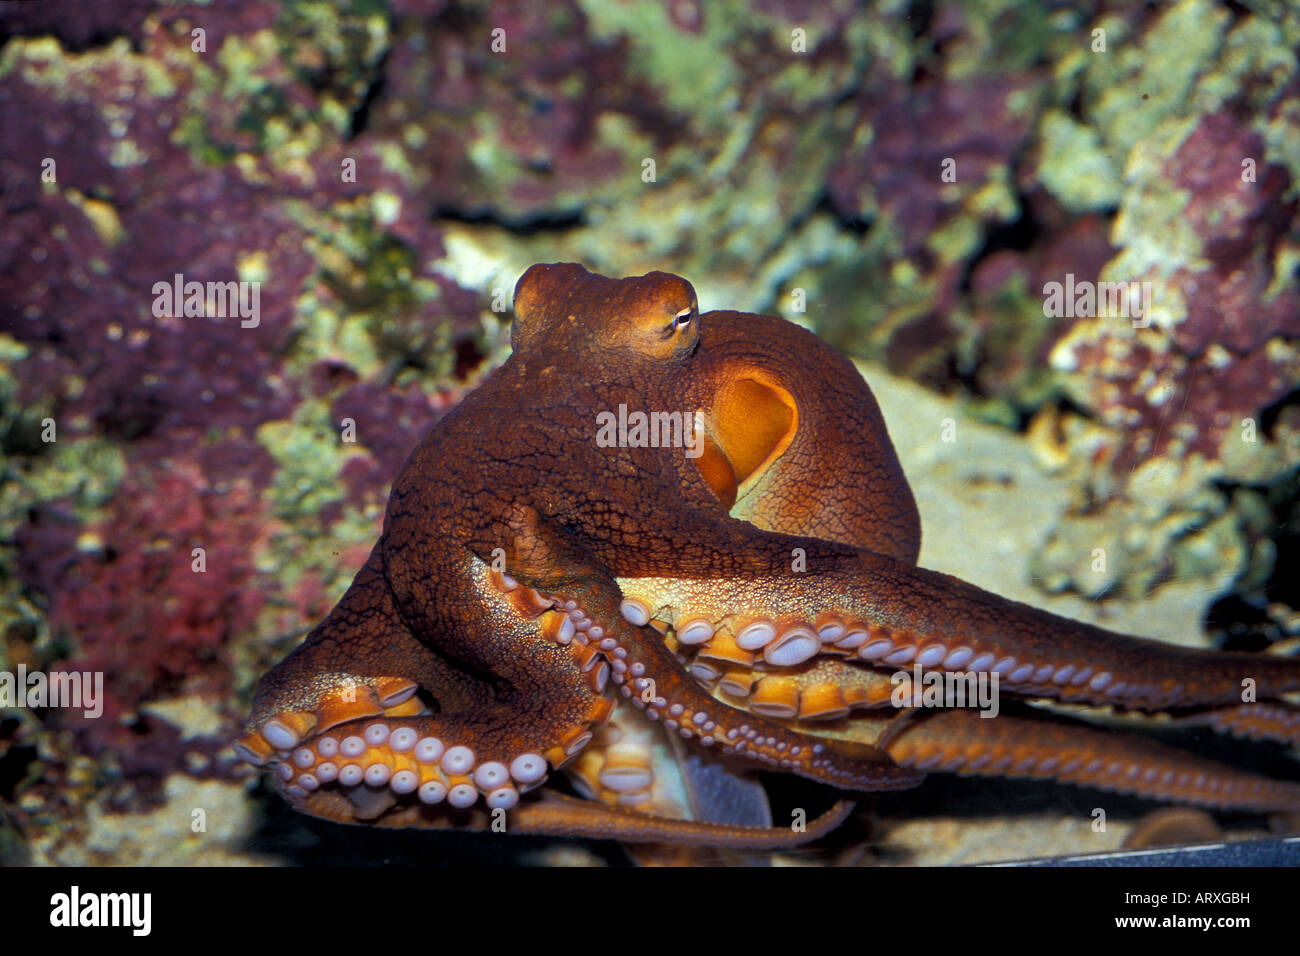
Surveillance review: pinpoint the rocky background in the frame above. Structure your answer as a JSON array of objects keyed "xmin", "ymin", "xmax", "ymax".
[{"xmin": 0, "ymin": 0, "xmax": 1297, "ymax": 865}]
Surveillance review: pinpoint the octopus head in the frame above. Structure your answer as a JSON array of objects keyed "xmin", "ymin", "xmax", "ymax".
[{"xmin": 512, "ymin": 262, "xmax": 699, "ymax": 365}]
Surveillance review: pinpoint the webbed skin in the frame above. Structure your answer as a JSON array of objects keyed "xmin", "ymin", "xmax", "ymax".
[{"xmin": 236, "ymin": 263, "xmax": 1300, "ymax": 847}]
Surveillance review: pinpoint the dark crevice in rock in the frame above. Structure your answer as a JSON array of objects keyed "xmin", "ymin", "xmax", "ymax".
[
  {"xmin": 816, "ymin": 188, "xmax": 875, "ymax": 237},
  {"xmin": 431, "ymin": 204, "xmax": 586, "ymax": 237},
  {"xmin": 346, "ymin": 49, "xmax": 389, "ymax": 140},
  {"xmin": 957, "ymin": 190, "xmax": 1044, "ymax": 297},
  {"xmin": 1207, "ymin": 462, "xmax": 1300, "ymax": 652}
]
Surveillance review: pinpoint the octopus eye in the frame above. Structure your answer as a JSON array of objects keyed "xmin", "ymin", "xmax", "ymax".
[{"xmin": 672, "ymin": 307, "xmax": 694, "ymax": 330}]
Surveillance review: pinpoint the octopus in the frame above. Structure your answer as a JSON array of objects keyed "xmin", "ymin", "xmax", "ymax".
[{"xmin": 234, "ymin": 263, "xmax": 1300, "ymax": 852}]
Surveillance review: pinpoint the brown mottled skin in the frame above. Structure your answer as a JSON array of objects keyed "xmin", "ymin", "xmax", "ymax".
[{"xmin": 240, "ymin": 263, "xmax": 1300, "ymax": 846}]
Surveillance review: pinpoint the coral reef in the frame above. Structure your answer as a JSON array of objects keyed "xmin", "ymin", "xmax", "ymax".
[{"xmin": 0, "ymin": 4, "xmax": 484, "ymax": 852}]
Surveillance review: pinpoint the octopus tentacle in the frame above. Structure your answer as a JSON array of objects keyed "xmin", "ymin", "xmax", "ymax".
[
  {"xmin": 243, "ymin": 556, "xmax": 623, "ymax": 825},
  {"xmin": 566, "ymin": 706, "xmax": 684, "ymax": 813},
  {"xmin": 693, "ymin": 654, "xmax": 898, "ymax": 721},
  {"xmin": 508, "ymin": 793, "xmax": 854, "ymax": 847},
  {"xmin": 524, "ymin": 570, "xmax": 924, "ymax": 794},
  {"xmin": 266, "ymin": 705, "xmax": 613, "ymax": 816},
  {"xmin": 235, "ymin": 544, "xmax": 450, "ymax": 764},
  {"xmin": 298, "ymin": 788, "xmax": 855, "ymax": 848},
  {"xmin": 1193, "ymin": 701, "xmax": 1300, "ymax": 747},
  {"xmin": 563, "ymin": 700, "xmax": 778, "ymax": 830},
  {"xmin": 879, "ymin": 709, "xmax": 1300, "ymax": 812},
  {"xmin": 615, "ymin": 548, "xmax": 1300, "ymax": 713}
]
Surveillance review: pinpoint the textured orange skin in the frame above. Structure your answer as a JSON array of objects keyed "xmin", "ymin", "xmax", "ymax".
[{"xmin": 242, "ymin": 263, "xmax": 1300, "ymax": 845}]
